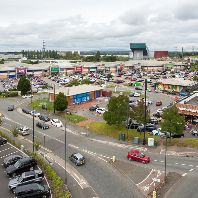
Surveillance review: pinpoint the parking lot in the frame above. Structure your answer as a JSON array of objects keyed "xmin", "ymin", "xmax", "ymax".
[{"xmin": 0, "ymin": 141, "xmax": 49, "ymax": 198}]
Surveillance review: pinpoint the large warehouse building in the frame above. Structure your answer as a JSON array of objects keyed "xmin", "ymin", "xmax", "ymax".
[{"xmin": 130, "ymin": 43, "xmax": 149, "ymax": 60}]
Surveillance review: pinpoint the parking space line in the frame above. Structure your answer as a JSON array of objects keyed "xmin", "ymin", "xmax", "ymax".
[
  {"xmin": 0, "ymin": 151, "xmax": 18, "ymax": 159},
  {"xmin": 0, "ymin": 147, "xmax": 12, "ymax": 153}
]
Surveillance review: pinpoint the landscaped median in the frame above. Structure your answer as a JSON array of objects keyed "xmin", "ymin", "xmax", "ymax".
[{"xmin": 0, "ymin": 130, "xmax": 71, "ymax": 198}]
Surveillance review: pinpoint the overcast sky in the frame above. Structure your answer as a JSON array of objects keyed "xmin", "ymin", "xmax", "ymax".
[{"xmin": 0, "ymin": 0, "xmax": 198, "ymax": 51}]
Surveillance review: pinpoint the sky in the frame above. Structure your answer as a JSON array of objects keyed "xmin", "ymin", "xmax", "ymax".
[{"xmin": 0, "ymin": 0, "xmax": 198, "ymax": 51}]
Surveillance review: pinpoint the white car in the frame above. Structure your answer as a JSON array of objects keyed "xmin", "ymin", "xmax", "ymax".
[
  {"xmin": 51, "ymin": 119, "xmax": 63, "ymax": 127},
  {"xmin": 22, "ymin": 95, "xmax": 33, "ymax": 99},
  {"xmin": 96, "ymin": 108, "xmax": 106, "ymax": 114},
  {"xmin": 30, "ymin": 110, "xmax": 40, "ymax": 117},
  {"xmin": 17, "ymin": 126, "xmax": 30, "ymax": 136},
  {"xmin": 157, "ymin": 109, "xmax": 163, "ymax": 114},
  {"xmin": 134, "ymin": 92, "xmax": 140, "ymax": 97}
]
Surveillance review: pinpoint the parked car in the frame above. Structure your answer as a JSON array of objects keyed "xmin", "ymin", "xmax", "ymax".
[
  {"xmin": 89, "ymin": 105, "xmax": 99, "ymax": 111},
  {"xmin": 156, "ymin": 101, "xmax": 162, "ymax": 106},
  {"xmin": 127, "ymin": 150, "xmax": 150, "ymax": 164},
  {"xmin": 135, "ymin": 87, "xmax": 143, "ymax": 90},
  {"xmin": 96, "ymin": 108, "xmax": 106, "ymax": 114},
  {"xmin": 171, "ymin": 133, "xmax": 184, "ymax": 138},
  {"xmin": 22, "ymin": 95, "xmax": 33, "ymax": 99},
  {"xmin": 36, "ymin": 122, "xmax": 49, "ymax": 130},
  {"xmin": 192, "ymin": 130, "xmax": 198, "ymax": 136},
  {"xmin": 30, "ymin": 110, "xmax": 40, "ymax": 117},
  {"xmin": 8, "ymin": 170, "xmax": 44, "ymax": 190},
  {"xmin": 137, "ymin": 124, "xmax": 157, "ymax": 132},
  {"xmin": 3, "ymin": 155, "xmax": 23, "ymax": 168},
  {"xmin": 128, "ymin": 92, "xmax": 135, "ymax": 97},
  {"xmin": 149, "ymin": 117, "xmax": 159, "ymax": 125},
  {"xmin": 6, "ymin": 157, "xmax": 37, "ymax": 177},
  {"xmin": 22, "ymin": 108, "xmax": 31, "ymax": 114},
  {"xmin": 8, "ymin": 105, "xmax": 14, "ymax": 111},
  {"xmin": 134, "ymin": 92, "xmax": 140, "ymax": 97},
  {"xmin": 0, "ymin": 136, "xmax": 7, "ymax": 145},
  {"xmin": 51, "ymin": 119, "xmax": 63, "ymax": 127},
  {"xmin": 13, "ymin": 183, "xmax": 50, "ymax": 198},
  {"xmin": 69, "ymin": 153, "xmax": 85, "ymax": 166},
  {"xmin": 16, "ymin": 126, "xmax": 30, "ymax": 136},
  {"xmin": 126, "ymin": 119, "xmax": 140, "ymax": 129},
  {"xmin": 38, "ymin": 115, "xmax": 50, "ymax": 122}
]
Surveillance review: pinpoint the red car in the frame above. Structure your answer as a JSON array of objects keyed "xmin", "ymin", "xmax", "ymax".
[
  {"xmin": 127, "ymin": 150, "xmax": 150, "ymax": 164},
  {"xmin": 156, "ymin": 101, "xmax": 162, "ymax": 106}
]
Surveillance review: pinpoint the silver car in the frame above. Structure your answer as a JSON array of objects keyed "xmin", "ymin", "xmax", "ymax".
[
  {"xmin": 69, "ymin": 153, "xmax": 85, "ymax": 166},
  {"xmin": 17, "ymin": 126, "xmax": 30, "ymax": 136}
]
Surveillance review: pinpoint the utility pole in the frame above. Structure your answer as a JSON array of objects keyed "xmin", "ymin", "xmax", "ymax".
[
  {"xmin": 53, "ymin": 84, "xmax": 55, "ymax": 114},
  {"xmin": 143, "ymin": 79, "xmax": 147, "ymax": 145},
  {"xmin": 33, "ymin": 109, "xmax": 35, "ymax": 152},
  {"xmin": 64, "ymin": 122, "xmax": 67, "ymax": 184},
  {"xmin": 42, "ymin": 40, "xmax": 46, "ymax": 59}
]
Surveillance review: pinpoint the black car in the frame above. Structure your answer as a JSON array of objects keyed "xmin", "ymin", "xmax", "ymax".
[
  {"xmin": 137, "ymin": 124, "xmax": 157, "ymax": 132},
  {"xmin": 3, "ymin": 155, "xmax": 23, "ymax": 168},
  {"xmin": 8, "ymin": 105, "xmax": 14, "ymax": 111},
  {"xmin": 89, "ymin": 105, "xmax": 99, "ymax": 111},
  {"xmin": 9, "ymin": 170, "xmax": 44, "ymax": 190},
  {"xmin": 135, "ymin": 87, "xmax": 143, "ymax": 90},
  {"xmin": 14, "ymin": 183, "xmax": 50, "ymax": 198},
  {"xmin": 36, "ymin": 122, "xmax": 49, "ymax": 130},
  {"xmin": 6, "ymin": 157, "xmax": 37, "ymax": 177},
  {"xmin": 38, "ymin": 115, "xmax": 50, "ymax": 122},
  {"xmin": 0, "ymin": 136, "xmax": 7, "ymax": 145},
  {"xmin": 22, "ymin": 108, "xmax": 31, "ymax": 114},
  {"xmin": 126, "ymin": 119, "xmax": 140, "ymax": 129},
  {"xmin": 171, "ymin": 133, "xmax": 184, "ymax": 138}
]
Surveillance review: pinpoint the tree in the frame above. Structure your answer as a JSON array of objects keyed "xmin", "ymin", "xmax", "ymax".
[
  {"xmin": 103, "ymin": 95, "xmax": 129, "ymax": 125},
  {"xmin": 17, "ymin": 76, "xmax": 31, "ymax": 95},
  {"xmin": 160, "ymin": 106, "xmax": 185, "ymax": 134},
  {"xmin": 95, "ymin": 51, "xmax": 101, "ymax": 62},
  {"xmin": 54, "ymin": 92, "xmax": 68, "ymax": 112},
  {"xmin": 129, "ymin": 100, "xmax": 150, "ymax": 124}
]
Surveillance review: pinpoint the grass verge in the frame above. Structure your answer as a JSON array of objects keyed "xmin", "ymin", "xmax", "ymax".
[
  {"xmin": 65, "ymin": 114, "xmax": 87, "ymax": 123},
  {"xmin": 29, "ymin": 98, "xmax": 54, "ymax": 111}
]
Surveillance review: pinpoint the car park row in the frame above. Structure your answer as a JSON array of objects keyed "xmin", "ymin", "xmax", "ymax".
[{"xmin": 0, "ymin": 137, "xmax": 51, "ymax": 198}]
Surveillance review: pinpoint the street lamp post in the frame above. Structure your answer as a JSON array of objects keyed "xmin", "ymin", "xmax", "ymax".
[
  {"xmin": 64, "ymin": 122, "xmax": 67, "ymax": 185},
  {"xmin": 32, "ymin": 109, "xmax": 35, "ymax": 152},
  {"xmin": 53, "ymin": 84, "xmax": 55, "ymax": 114},
  {"xmin": 143, "ymin": 79, "xmax": 147, "ymax": 145}
]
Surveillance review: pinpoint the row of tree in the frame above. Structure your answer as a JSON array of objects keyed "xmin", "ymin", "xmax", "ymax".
[
  {"xmin": 21, "ymin": 50, "xmax": 60, "ymax": 59},
  {"xmin": 103, "ymin": 95, "xmax": 185, "ymax": 134}
]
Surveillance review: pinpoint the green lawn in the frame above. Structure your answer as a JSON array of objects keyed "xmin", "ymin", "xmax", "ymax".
[
  {"xmin": 165, "ymin": 138, "xmax": 198, "ymax": 148},
  {"xmin": 65, "ymin": 114, "xmax": 87, "ymax": 123},
  {"xmin": 87, "ymin": 122, "xmax": 159, "ymax": 143},
  {"xmin": 29, "ymin": 98, "xmax": 54, "ymax": 111}
]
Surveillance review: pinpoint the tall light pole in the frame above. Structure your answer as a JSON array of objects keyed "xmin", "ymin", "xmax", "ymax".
[
  {"xmin": 143, "ymin": 79, "xmax": 147, "ymax": 145},
  {"xmin": 64, "ymin": 122, "xmax": 67, "ymax": 184},
  {"xmin": 32, "ymin": 108, "xmax": 35, "ymax": 152},
  {"xmin": 53, "ymin": 84, "xmax": 56, "ymax": 114}
]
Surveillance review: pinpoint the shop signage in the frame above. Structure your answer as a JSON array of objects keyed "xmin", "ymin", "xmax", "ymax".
[
  {"xmin": 16, "ymin": 68, "xmax": 26, "ymax": 74},
  {"xmin": 51, "ymin": 67, "xmax": 59, "ymax": 71},
  {"xmin": 75, "ymin": 66, "xmax": 83, "ymax": 71}
]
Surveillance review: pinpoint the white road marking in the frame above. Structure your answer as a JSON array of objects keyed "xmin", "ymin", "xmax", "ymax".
[
  {"xmin": 181, "ymin": 164, "xmax": 186, "ymax": 166},
  {"xmin": 154, "ymin": 159, "xmax": 158, "ymax": 162},
  {"xmin": 188, "ymin": 165, "xmax": 194, "ymax": 167},
  {"xmin": 0, "ymin": 147, "xmax": 12, "ymax": 153},
  {"xmin": 175, "ymin": 162, "xmax": 178, "ymax": 165},
  {"xmin": 182, "ymin": 173, "xmax": 187, "ymax": 177},
  {"xmin": 160, "ymin": 161, "xmax": 164, "ymax": 163},
  {"xmin": 196, "ymin": 166, "xmax": 198, "ymax": 168},
  {"xmin": 137, "ymin": 169, "xmax": 154, "ymax": 186},
  {"xmin": 0, "ymin": 151, "xmax": 18, "ymax": 159},
  {"xmin": 189, "ymin": 169, "xmax": 194, "ymax": 172}
]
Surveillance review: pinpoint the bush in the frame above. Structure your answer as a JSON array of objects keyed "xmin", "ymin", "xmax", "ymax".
[
  {"xmin": 12, "ymin": 128, "xmax": 18, "ymax": 137},
  {"xmin": 34, "ymin": 141, "xmax": 41, "ymax": 151},
  {"xmin": 65, "ymin": 114, "xmax": 87, "ymax": 123}
]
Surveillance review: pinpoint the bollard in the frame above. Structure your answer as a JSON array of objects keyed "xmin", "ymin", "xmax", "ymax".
[
  {"xmin": 20, "ymin": 145, "xmax": 24, "ymax": 152},
  {"xmin": 153, "ymin": 191, "xmax": 156, "ymax": 198},
  {"xmin": 112, "ymin": 156, "xmax": 116, "ymax": 162}
]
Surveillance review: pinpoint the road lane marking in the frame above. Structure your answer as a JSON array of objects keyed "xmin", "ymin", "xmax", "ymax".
[
  {"xmin": 137, "ymin": 169, "xmax": 154, "ymax": 186},
  {"xmin": 188, "ymin": 165, "xmax": 194, "ymax": 167},
  {"xmin": 160, "ymin": 161, "xmax": 164, "ymax": 163},
  {"xmin": 175, "ymin": 162, "xmax": 178, "ymax": 165},
  {"xmin": 0, "ymin": 147, "xmax": 12, "ymax": 153},
  {"xmin": 181, "ymin": 164, "xmax": 186, "ymax": 166},
  {"xmin": 189, "ymin": 169, "xmax": 194, "ymax": 172},
  {"xmin": 154, "ymin": 160, "xmax": 158, "ymax": 162},
  {"xmin": 0, "ymin": 151, "xmax": 18, "ymax": 159},
  {"xmin": 182, "ymin": 173, "xmax": 187, "ymax": 176}
]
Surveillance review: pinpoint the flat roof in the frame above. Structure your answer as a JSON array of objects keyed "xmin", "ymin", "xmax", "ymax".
[
  {"xmin": 186, "ymin": 96, "xmax": 198, "ymax": 105},
  {"xmin": 157, "ymin": 78, "xmax": 197, "ymax": 87},
  {"xmin": 49, "ymin": 84, "xmax": 103, "ymax": 96}
]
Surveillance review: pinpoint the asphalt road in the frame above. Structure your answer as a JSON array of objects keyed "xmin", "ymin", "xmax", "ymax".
[{"xmin": 0, "ymin": 97, "xmax": 198, "ymax": 198}]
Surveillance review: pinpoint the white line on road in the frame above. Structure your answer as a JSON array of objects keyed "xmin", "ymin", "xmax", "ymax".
[
  {"xmin": 137, "ymin": 169, "xmax": 154, "ymax": 186},
  {"xmin": 175, "ymin": 163, "xmax": 178, "ymax": 165},
  {"xmin": 181, "ymin": 164, "xmax": 186, "ymax": 166},
  {"xmin": 0, "ymin": 147, "xmax": 12, "ymax": 153},
  {"xmin": 182, "ymin": 173, "xmax": 187, "ymax": 177},
  {"xmin": 189, "ymin": 169, "xmax": 194, "ymax": 172},
  {"xmin": 188, "ymin": 165, "xmax": 194, "ymax": 167},
  {"xmin": 154, "ymin": 159, "xmax": 158, "ymax": 162},
  {"xmin": 160, "ymin": 161, "xmax": 164, "ymax": 163}
]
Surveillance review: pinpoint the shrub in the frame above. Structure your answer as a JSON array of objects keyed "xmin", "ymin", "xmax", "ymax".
[{"xmin": 12, "ymin": 128, "xmax": 18, "ymax": 137}]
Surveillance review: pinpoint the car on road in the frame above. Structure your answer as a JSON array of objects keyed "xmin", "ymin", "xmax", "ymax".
[
  {"xmin": 51, "ymin": 119, "xmax": 63, "ymax": 127},
  {"xmin": 13, "ymin": 183, "xmax": 50, "ymax": 198},
  {"xmin": 156, "ymin": 109, "xmax": 163, "ymax": 114},
  {"xmin": 8, "ymin": 170, "xmax": 44, "ymax": 190},
  {"xmin": 22, "ymin": 108, "xmax": 32, "ymax": 114},
  {"xmin": 22, "ymin": 95, "xmax": 33, "ymax": 99},
  {"xmin": 135, "ymin": 87, "xmax": 143, "ymax": 90},
  {"xmin": 96, "ymin": 108, "xmax": 106, "ymax": 114},
  {"xmin": 69, "ymin": 153, "xmax": 85, "ymax": 166},
  {"xmin": 8, "ymin": 105, "xmax": 14, "ymax": 111},
  {"xmin": 0, "ymin": 136, "xmax": 7, "ymax": 145},
  {"xmin": 89, "ymin": 105, "xmax": 99, "ymax": 111},
  {"xmin": 36, "ymin": 122, "xmax": 49, "ymax": 130},
  {"xmin": 134, "ymin": 92, "xmax": 140, "ymax": 97},
  {"xmin": 6, "ymin": 157, "xmax": 37, "ymax": 177},
  {"xmin": 128, "ymin": 92, "xmax": 135, "ymax": 97},
  {"xmin": 16, "ymin": 126, "xmax": 30, "ymax": 136},
  {"xmin": 38, "ymin": 114, "xmax": 50, "ymax": 122},
  {"xmin": 127, "ymin": 150, "xmax": 150, "ymax": 164},
  {"xmin": 30, "ymin": 110, "xmax": 40, "ymax": 117},
  {"xmin": 137, "ymin": 124, "xmax": 157, "ymax": 132},
  {"xmin": 3, "ymin": 155, "xmax": 23, "ymax": 168},
  {"xmin": 192, "ymin": 130, "xmax": 198, "ymax": 136},
  {"xmin": 156, "ymin": 101, "xmax": 162, "ymax": 106}
]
